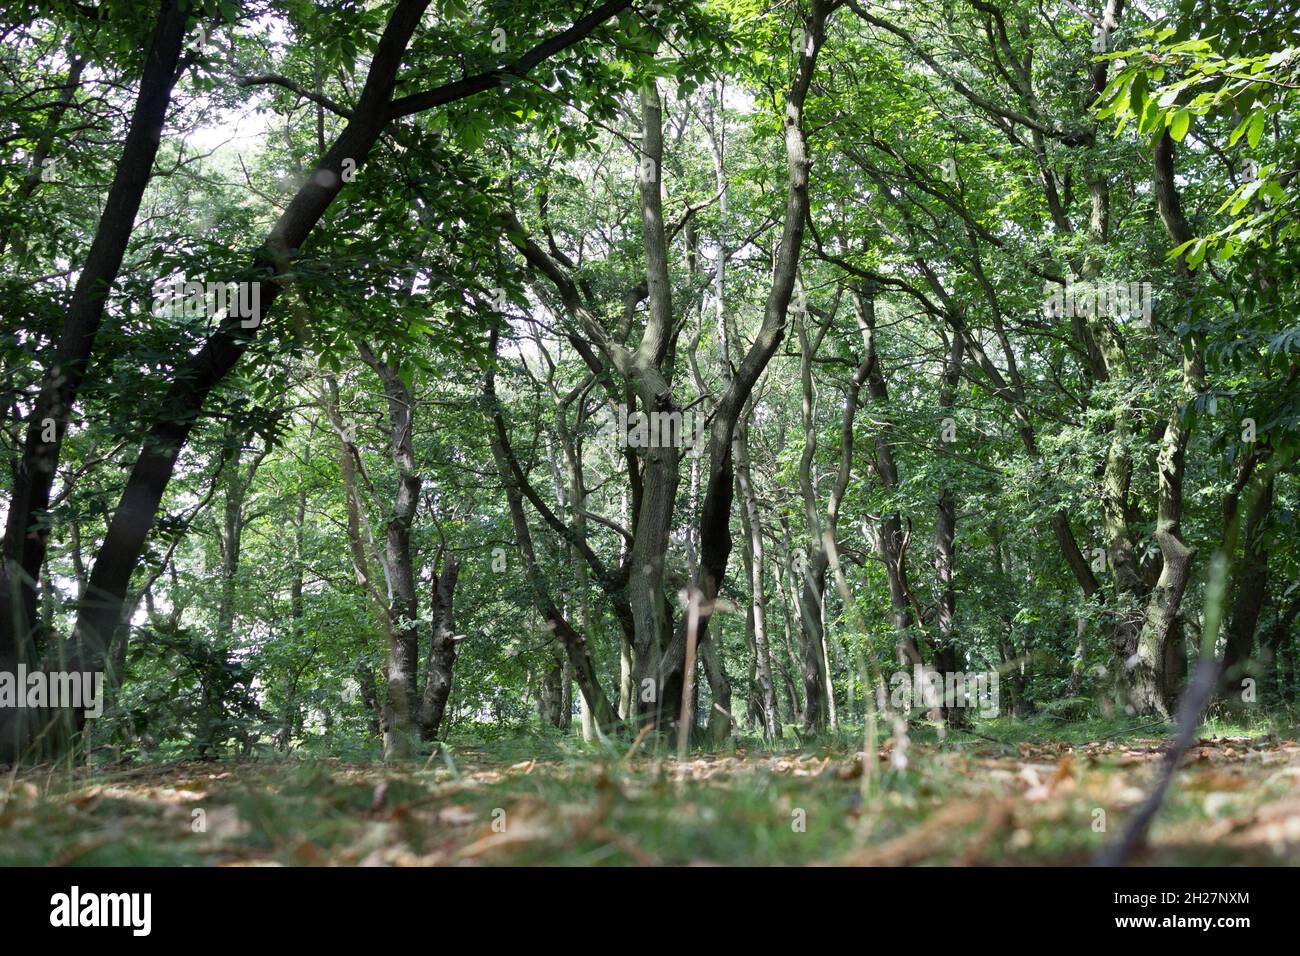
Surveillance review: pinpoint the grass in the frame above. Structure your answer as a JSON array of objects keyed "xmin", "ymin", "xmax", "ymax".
[{"xmin": 2, "ymin": 715, "xmax": 1298, "ymax": 866}]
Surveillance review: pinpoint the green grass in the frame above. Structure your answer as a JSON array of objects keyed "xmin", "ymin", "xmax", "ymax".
[{"xmin": 2, "ymin": 716, "xmax": 1298, "ymax": 866}]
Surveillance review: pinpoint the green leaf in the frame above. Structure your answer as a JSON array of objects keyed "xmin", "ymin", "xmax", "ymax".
[
  {"xmin": 1228, "ymin": 114, "xmax": 1250, "ymax": 146},
  {"xmin": 1169, "ymin": 109, "xmax": 1191, "ymax": 141},
  {"xmin": 1246, "ymin": 111, "xmax": 1265, "ymax": 148}
]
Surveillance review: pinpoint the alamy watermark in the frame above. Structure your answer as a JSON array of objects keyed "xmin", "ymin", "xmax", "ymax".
[
  {"xmin": 875, "ymin": 665, "xmax": 999, "ymax": 718},
  {"xmin": 1041, "ymin": 278, "xmax": 1152, "ymax": 325},
  {"xmin": 0, "ymin": 665, "xmax": 103, "ymax": 718},
  {"xmin": 50, "ymin": 886, "xmax": 151, "ymax": 936},
  {"xmin": 593, "ymin": 403, "xmax": 706, "ymax": 458},
  {"xmin": 151, "ymin": 276, "xmax": 262, "ymax": 328}
]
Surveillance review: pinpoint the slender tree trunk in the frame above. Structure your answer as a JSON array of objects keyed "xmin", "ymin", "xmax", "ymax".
[
  {"xmin": 1220, "ymin": 460, "xmax": 1274, "ymax": 700},
  {"xmin": 0, "ymin": 2, "xmax": 191, "ymax": 736},
  {"xmin": 568, "ymin": 430, "xmax": 595, "ymax": 741},
  {"xmin": 356, "ymin": 342, "xmax": 424, "ymax": 750},
  {"xmin": 819, "ymin": 599, "xmax": 838, "ymax": 730},
  {"xmin": 1129, "ymin": 131, "xmax": 1206, "ymax": 716},
  {"xmin": 278, "ymin": 484, "xmax": 308, "ymax": 750},
  {"xmin": 1261, "ymin": 593, "xmax": 1300, "ymax": 705},
  {"xmin": 656, "ymin": 2, "xmax": 834, "ymax": 745},
  {"xmin": 626, "ymin": 73, "xmax": 686, "ymax": 731},
  {"xmin": 697, "ymin": 631, "xmax": 732, "ymax": 744},
  {"xmin": 485, "ymin": 327, "xmax": 621, "ymax": 733},
  {"xmin": 215, "ymin": 438, "xmax": 267, "ymax": 637},
  {"xmin": 549, "ymin": 428, "xmax": 586, "ymax": 736},
  {"xmin": 857, "ymin": 291, "xmax": 924, "ymax": 667},
  {"xmin": 771, "ymin": 553, "xmax": 804, "ymax": 726},
  {"xmin": 932, "ymin": 330, "xmax": 965, "ymax": 725},
  {"xmin": 734, "ymin": 408, "xmax": 780, "ymax": 737},
  {"xmin": 795, "ymin": 310, "xmax": 832, "ymax": 732},
  {"xmin": 418, "ymin": 554, "xmax": 459, "ymax": 740},
  {"xmin": 203, "ymin": 438, "xmax": 265, "ymax": 756},
  {"xmin": 323, "ymin": 377, "xmax": 411, "ymax": 756}
]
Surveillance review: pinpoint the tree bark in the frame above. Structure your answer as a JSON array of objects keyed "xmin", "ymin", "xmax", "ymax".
[
  {"xmin": 322, "ymin": 376, "xmax": 409, "ymax": 755},
  {"xmin": 416, "ymin": 539, "xmax": 460, "ymax": 741},
  {"xmin": 0, "ymin": 0, "xmax": 191, "ymax": 694},
  {"xmin": 1129, "ymin": 130, "xmax": 1205, "ymax": 716},
  {"xmin": 626, "ymin": 73, "xmax": 687, "ymax": 730},
  {"xmin": 356, "ymin": 341, "xmax": 425, "ymax": 750},
  {"xmin": 857, "ymin": 290, "xmax": 924, "ymax": 667},
  {"xmin": 1220, "ymin": 455, "xmax": 1274, "ymax": 701},
  {"xmin": 660, "ymin": 5, "xmax": 833, "ymax": 739},
  {"xmin": 932, "ymin": 329, "xmax": 965, "ymax": 726},
  {"xmin": 734, "ymin": 405, "xmax": 780, "ymax": 737},
  {"xmin": 794, "ymin": 309, "xmax": 833, "ymax": 732}
]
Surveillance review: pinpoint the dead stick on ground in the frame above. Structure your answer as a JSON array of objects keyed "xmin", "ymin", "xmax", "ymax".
[
  {"xmin": 1097, "ymin": 455, "xmax": 1283, "ymax": 866},
  {"xmin": 676, "ymin": 586, "xmax": 701, "ymax": 764},
  {"xmin": 621, "ymin": 723, "xmax": 653, "ymax": 768},
  {"xmin": 1095, "ymin": 656, "xmax": 1221, "ymax": 866}
]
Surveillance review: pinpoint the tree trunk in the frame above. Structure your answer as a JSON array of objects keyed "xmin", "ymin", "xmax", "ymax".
[
  {"xmin": 278, "ymin": 484, "xmax": 308, "ymax": 750},
  {"xmin": 323, "ymin": 376, "xmax": 412, "ymax": 757},
  {"xmin": 356, "ymin": 341, "xmax": 425, "ymax": 751},
  {"xmin": 1129, "ymin": 130, "xmax": 1206, "ymax": 716},
  {"xmin": 734, "ymin": 407, "xmax": 780, "ymax": 738},
  {"xmin": 538, "ymin": 648, "xmax": 565, "ymax": 728},
  {"xmin": 627, "ymin": 74, "xmax": 686, "ymax": 732},
  {"xmin": 1261, "ymin": 593, "xmax": 1300, "ymax": 705},
  {"xmin": 857, "ymin": 292, "xmax": 924, "ymax": 667},
  {"xmin": 656, "ymin": 1, "xmax": 834, "ymax": 742},
  {"xmin": 795, "ymin": 310, "xmax": 832, "ymax": 732},
  {"xmin": 418, "ymin": 554, "xmax": 460, "ymax": 740},
  {"xmin": 0, "ymin": 2, "xmax": 191, "ymax": 741},
  {"xmin": 485, "ymin": 327, "xmax": 621, "ymax": 734},
  {"xmin": 932, "ymin": 329, "xmax": 965, "ymax": 726},
  {"xmin": 697, "ymin": 632, "xmax": 732, "ymax": 745},
  {"xmin": 771, "ymin": 553, "xmax": 804, "ymax": 726},
  {"xmin": 1220, "ymin": 464, "xmax": 1274, "ymax": 700}
]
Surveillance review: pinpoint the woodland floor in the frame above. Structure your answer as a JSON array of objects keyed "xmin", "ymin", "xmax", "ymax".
[{"xmin": 4, "ymin": 717, "xmax": 1300, "ymax": 866}]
